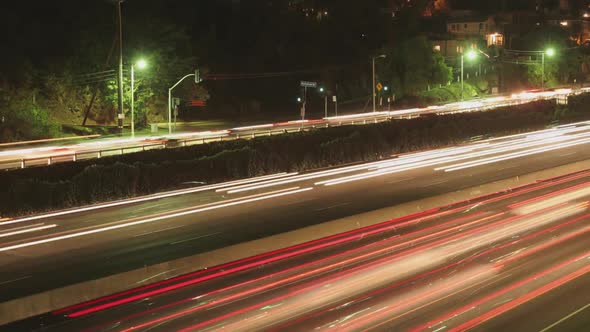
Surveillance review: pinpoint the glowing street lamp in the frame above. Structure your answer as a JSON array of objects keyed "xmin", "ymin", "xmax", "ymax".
[
  {"xmin": 318, "ymin": 87, "xmax": 329, "ymax": 118},
  {"xmin": 542, "ymin": 48, "xmax": 556, "ymax": 91},
  {"xmin": 130, "ymin": 59, "xmax": 148, "ymax": 137},
  {"xmin": 461, "ymin": 49, "xmax": 478, "ymax": 100}
]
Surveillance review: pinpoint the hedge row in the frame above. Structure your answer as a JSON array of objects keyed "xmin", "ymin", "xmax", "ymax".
[{"xmin": 1, "ymin": 98, "xmax": 585, "ymax": 216}]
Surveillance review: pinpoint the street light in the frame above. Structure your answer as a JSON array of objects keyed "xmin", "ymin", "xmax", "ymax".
[
  {"xmin": 542, "ymin": 48, "xmax": 556, "ymax": 91},
  {"xmin": 168, "ymin": 70, "xmax": 201, "ymax": 134},
  {"xmin": 461, "ymin": 49, "xmax": 478, "ymax": 100},
  {"xmin": 372, "ymin": 54, "xmax": 386, "ymax": 112},
  {"xmin": 130, "ymin": 59, "xmax": 148, "ymax": 137},
  {"xmin": 319, "ymin": 87, "xmax": 328, "ymax": 118}
]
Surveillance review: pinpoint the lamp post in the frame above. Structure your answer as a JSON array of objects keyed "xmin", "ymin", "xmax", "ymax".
[
  {"xmin": 319, "ymin": 87, "xmax": 328, "ymax": 118},
  {"xmin": 461, "ymin": 49, "xmax": 477, "ymax": 101},
  {"xmin": 168, "ymin": 70, "xmax": 201, "ymax": 134},
  {"xmin": 130, "ymin": 59, "xmax": 147, "ymax": 137},
  {"xmin": 542, "ymin": 48, "xmax": 556, "ymax": 91},
  {"xmin": 372, "ymin": 54, "xmax": 386, "ymax": 112},
  {"xmin": 116, "ymin": 0, "xmax": 124, "ymax": 131}
]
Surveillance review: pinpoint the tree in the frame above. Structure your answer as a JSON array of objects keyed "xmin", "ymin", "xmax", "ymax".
[
  {"xmin": 384, "ymin": 36, "xmax": 452, "ymax": 97},
  {"xmin": 515, "ymin": 25, "xmax": 580, "ymax": 87},
  {"xmin": 0, "ymin": 85, "xmax": 60, "ymax": 142}
]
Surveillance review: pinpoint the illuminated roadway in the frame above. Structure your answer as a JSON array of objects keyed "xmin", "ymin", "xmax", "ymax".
[
  {"xmin": 7, "ymin": 158, "xmax": 590, "ymax": 331},
  {"xmin": 0, "ymin": 88, "xmax": 577, "ymax": 170},
  {"xmin": 3, "ymin": 120, "xmax": 590, "ymax": 308}
]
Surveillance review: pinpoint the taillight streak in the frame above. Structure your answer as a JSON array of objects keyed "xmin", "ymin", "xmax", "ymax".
[
  {"xmin": 117, "ymin": 212, "xmax": 492, "ymax": 331},
  {"xmin": 412, "ymin": 249, "xmax": 590, "ymax": 332},
  {"xmin": 53, "ymin": 208, "xmax": 441, "ymax": 315}
]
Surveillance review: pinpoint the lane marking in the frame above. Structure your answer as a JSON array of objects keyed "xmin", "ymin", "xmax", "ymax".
[
  {"xmin": 540, "ymin": 302, "xmax": 590, "ymax": 332},
  {"xmin": 133, "ymin": 224, "xmax": 187, "ymax": 238},
  {"xmin": 0, "ymin": 275, "xmax": 31, "ymax": 286},
  {"xmin": 170, "ymin": 232, "xmax": 221, "ymax": 245}
]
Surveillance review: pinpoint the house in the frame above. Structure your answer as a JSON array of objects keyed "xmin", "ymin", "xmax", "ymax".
[
  {"xmin": 431, "ymin": 38, "xmax": 479, "ymax": 58},
  {"xmin": 446, "ymin": 16, "xmax": 505, "ymax": 47}
]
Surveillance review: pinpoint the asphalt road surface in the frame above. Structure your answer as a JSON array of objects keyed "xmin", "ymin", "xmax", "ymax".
[
  {"xmin": 6, "ymin": 160, "xmax": 590, "ymax": 331},
  {"xmin": 3, "ymin": 122, "xmax": 590, "ymax": 306}
]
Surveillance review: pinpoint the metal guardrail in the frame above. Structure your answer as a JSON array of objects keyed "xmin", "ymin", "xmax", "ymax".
[
  {"xmin": 0, "ymin": 92, "xmax": 577, "ymax": 171},
  {"xmin": 0, "ymin": 119, "xmax": 399, "ymax": 171}
]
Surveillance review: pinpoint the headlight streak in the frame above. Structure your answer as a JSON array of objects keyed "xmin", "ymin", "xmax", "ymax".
[
  {"xmin": 319, "ymin": 130, "xmax": 590, "ymax": 187},
  {"xmin": 1, "ymin": 172, "xmax": 297, "ymax": 226},
  {"xmin": 8, "ymin": 119, "xmax": 590, "ymax": 228},
  {"xmin": 438, "ymin": 134, "xmax": 590, "ymax": 172},
  {"xmin": 0, "ymin": 224, "xmax": 57, "ymax": 238},
  {"xmin": 0, "ymin": 187, "xmax": 313, "ymax": 253}
]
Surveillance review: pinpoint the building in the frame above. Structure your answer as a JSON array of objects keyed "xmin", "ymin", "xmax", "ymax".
[{"xmin": 446, "ymin": 16, "xmax": 505, "ymax": 47}]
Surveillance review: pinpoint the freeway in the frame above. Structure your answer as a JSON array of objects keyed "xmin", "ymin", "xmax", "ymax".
[
  {"xmin": 7, "ymin": 159, "xmax": 590, "ymax": 331},
  {"xmin": 0, "ymin": 87, "xmax": 578, "ymax": 170},
  {"xmin": 3, "ymin": 121, "xmax": 590, "ymax": 307}
]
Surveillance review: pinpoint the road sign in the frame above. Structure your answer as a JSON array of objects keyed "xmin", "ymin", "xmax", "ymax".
[
  {"xmin": 300, "ymin": 81, "xmax": 318, "ymax": 88},
  {"xmin": 376, "ymin": 83, "xmax": 383, "ymax": 92}
]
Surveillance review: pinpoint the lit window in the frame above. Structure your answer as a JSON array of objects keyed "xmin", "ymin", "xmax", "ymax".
[
  {"xmin": 560, "ymin": 21, "xmax": 569, "ymax": 26},
  {"xmin": 434, "ymin": 45, "xmax": 441, "ymax": 51}
]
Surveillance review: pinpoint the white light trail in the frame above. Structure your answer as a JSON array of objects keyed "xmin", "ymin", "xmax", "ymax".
[
  {"xmin": 439, "ymin": 135, "xmax": 590, "ymax": 172},
  {"xmin": 0, "ymin": 187, "xmax": 313, "ymax": 253},
  {"xmin": 2, "ymin": 172, "xmax": 297, "ymax": 226},
  {"xmin": 218, "ymin": 159, "xmax": 405, "ymax": 194},
  {"xmin": 0, "ymin": 224, "xmax": 57, "ymax": 238}
]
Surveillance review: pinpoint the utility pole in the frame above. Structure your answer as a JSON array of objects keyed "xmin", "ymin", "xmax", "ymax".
[
  {"xmin": 541, "ymin": 52, "xmax": 545, "ymax": 92},
  {"xmin": 461, "ymin": 54, "xmax": 464, "ymax": 100},
  {"xmin": 116, "ymin": 0, "xmax": 124, "ymax": 131}
]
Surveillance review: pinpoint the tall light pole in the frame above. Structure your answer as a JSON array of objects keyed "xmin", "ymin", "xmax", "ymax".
[
  {"xmin": 542, "ymin": 48, "xmax": 556, "ymax": 91},
  {"xmin": 461, "ymin": 49, "xmax": 477, "ymax": 100},
  {"xmin": 319, "ymin": 87, "xmax": 328, "ymax": 118},
  {"xmin": 372, "ymin": 54, "xmax": 386, "ymax": 112},
  {"xmin": 130, "ymin": 59, "xmax": 147, "ymax": 137},
  {"xmin": 116, "ymin": 0, "xmax": 124, "ymax": 131}
]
